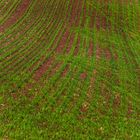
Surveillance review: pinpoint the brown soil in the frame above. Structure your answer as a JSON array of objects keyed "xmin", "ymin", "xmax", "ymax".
[
  {"xmin": 104, "ymin": 48, "xmax": 112, "ymax": 60},
  {"xmin": 81, "ymin": 1, "xmax": 87, "ymax": 27},
  {"xmin": 0, "ymin": 0, "xmax": 30, "ymax": 32},
  {"xmin": 33, "ymin": 57, "xmax": 54, "ymax": 81},
  {"xmin": 86, "ymin": 79, "xmax": 95, "ymax": 104},
  {"xmin": 96, "ymin": 45, "xmax": 102, "ymax": 60},
  {"xmin": 127, "ymin": 101, "xmax": 133, "ymax": 118},
  {"xmin": 48, "ymin": 24, "xmax": 66, "ymax": 53},
  {"xmin": 113, "ymin": 93, "xmax": 121, "ymax": 108},
  {"xmin": 89, "ymin": 6, "xmax": 96, "ymax": 29},
  {"xmin": 101, "ymin": 83, "xmax": 111, "ymax": 109},
  {"xmin": 56, "ymin": 29, "xmax": 70, "ymax": 53},
  {"xmin": 75, "ymin": 0, "xmax": 83, "ymax": 26},
  {"xmin": 66, "ymin": 0, "xmax": 73, "ymax": 21},
  {"xmin": 29, "ymin": 55, "xmax": 46, "ymax": 72},
  {"xmin": 114, "ymin": 52, "xmax": 118, "ymax": 60},
  {"xmin": 88, "ymin": 40, "xmax": 94, "ymax": 57},
  {"xmin": 61, "ymin": 64, "xmax": 70, "ymax": 77},
  {"xmin": 101, "ymin": 16, "xmax": 110, "ymax": 30},
  {"xmin": 80, "ymin": 72, "xmax": 87, "ymax": 80},
  {"xmin": 80, "ymin": 102, "xmax": 89, "ymax": 113},
  {"xmin": 69, "ymin": 0, "xmax": 79, "ymax": 26}
]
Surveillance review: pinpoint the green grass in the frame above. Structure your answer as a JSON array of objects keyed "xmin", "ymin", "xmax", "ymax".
[{"xmin": 0, "ymin": 0, "xmax": 140, "ymax": 139}]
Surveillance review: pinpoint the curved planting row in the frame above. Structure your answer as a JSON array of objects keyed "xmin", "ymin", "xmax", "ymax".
[{"xmin": 0, "ymin": 0, "xmax": 140, "ymax": 139}]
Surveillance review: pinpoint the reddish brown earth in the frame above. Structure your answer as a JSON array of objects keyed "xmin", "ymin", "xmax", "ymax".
[
  {"xmin": 33, "ymin": 57, "xmax": 54, "ymax": 81},
  {"xmin": 95, "ymin": 45, "xmax": 114, "ymax": 61},
  {"xmin": 69, "ymin": 0, "xmax": 79, "ymax": 26},
  {"xmin": 113, "ymin": 93, "xmax": 121, "ymax": 111},
  {"xmin": 48, "ymin": 24, "xmax": 66, "ymax": 53},
  {"xmin": 29, "ymin": 55, "xmax": 46, "ymax": 72},
  {"xmin": 88, "ymin": 40, "xmax": 94, "ymax": 57},
  {"xmin": 81, "ymin": 1, "xmax": 87, "ymax": 27},
  {"xmin": 104, "ymin": 48, "xmax": 112, "ymax": 60},
  {"xmin": 56, "ymin": 29, "xmax": 70, "ymax": 53},
  {"xmin": 127, "ymin": 101, "xmax": 133, "ymax": 118},
  {"xmin": 80, "ymin": 72, "xmax": 87, "ymax": 80},
  {"xmin": 95, "ymin": 45, "xmax": 102, "ymax": 60},
  {"xmin": 0, "ymin": 0, "xmax": 30, "ymax": 32},
  {"xmin": 101, "ymin": 83, "xmax": 111, "ymax": 109},
  {"xmin": 75, "ymin": 0, "xmax": 83, "ymax": 26},
  {"xmin": 66, "ymin": 0, "xmax": 73, "ymax": 21},
  {"xmin": 96, "ymin": 16, "xmax": 110, "ymax": 30},
  {"xmin": 80, "ymin": 101, "xmax": 89, "ymax": 113},
  {"xmin": 93, "ymin": 69, "xmax": 97, "ymax": 75},
  {"xmin": 61, "ymin": 64, "xmax": 70, "ymax": 77},
  {"xmin": 89, "ymin": 5, "xmax": 96, "ymax": 29}
]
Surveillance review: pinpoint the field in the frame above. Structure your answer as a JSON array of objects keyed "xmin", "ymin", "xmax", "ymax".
[{"xmin": 0, "ymin": 0, "xmax": 140, "ymax": 139}]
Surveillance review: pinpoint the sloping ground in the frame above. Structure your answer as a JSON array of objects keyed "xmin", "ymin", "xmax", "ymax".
[{"xmin": 0, "ymin": 0, "xmax": 140, "ymax": 139}]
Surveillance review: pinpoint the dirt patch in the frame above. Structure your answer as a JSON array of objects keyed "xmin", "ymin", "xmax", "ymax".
[
  {"xmin": 89, "ymin": 6, "xmax": 96, "ymax": 29},
  {"xmin": 127, "ymin": 101, "xmax": 133, "ymax": 118},
  {"xmin": 113, "ymin": 93, "xmax": 121, "ymax": 108},
  {"xmin": 86, "ymin": 72, "xmax": 96, "ymax": 99},
  {"xmin": 29, "ymin": 55, "xmax": 46, "ymax": 72},
  {"xmin": 80, "ymin": 72, "xmax": 87, "ymax": 80},
  {"xmin": 56, "ymin": 29, "xmax": 70, "ymax": 53},
  {"xmin": 80, "ymin": 101, "xmax": 89, "ymax": 113},
  {"xmin": 33, "ymin": 57, "xmax": 54, "ymax": 81},
  {"xmin": 114, "ymin": 52, "xmax": 118, "ymax": 60},
  {"xmin": 104, "ymin": 48, "xmax": 112, "ymax": 60},
  {"xmin": 81, "ymin": 1, "xmax": 87, "ymax": 27},
  {"xmin": 88, "ymin": 40, "xmax": 94, "ymax": 57},
  {"xmin": 61, "ymin": 64, "xmax": 70, "ymax": 77},
  {"xmin": 75, "ymin": 0, "xmax": 83, "ymax": 26},
  {"xmin": 48, "ymin": 24, "xmax": 66, "ymax": 53},
  {"xmin": 21, "ymin": 82, "xmax": 35, "ymax": 98},
  {"xmin": 101, "ymin": 83, "xmax": 111, "ymax": 109},
  {"xmin": 0, "ymin": 0, "xmax": 30, "ymax": 32},
  {"xmin": 101, "ymin": 16, "xmax": 111, "ymax": 30},
  {"xmin": 88, "ymin": 71, "xmax": 97, "ymax": 98},
  {"xmin": 69, "ymin": 0, "xmax": 79, "ymax": 26},
  {"xmin": 96, "ymin": 45, "xmax": 102, "ymax": 60},
  {"xmin": 66, "ymin": 0, "xmax": 73, "ymax": 22},
  {"xmin": 95, "ymin": 15, "xmax": 110, "ymax": 30}
]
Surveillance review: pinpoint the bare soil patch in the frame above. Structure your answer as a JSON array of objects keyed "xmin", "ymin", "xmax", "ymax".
[
  {"xmin": 0, "ymin": 0, "xmax": 30, "ymax": 32},
  {"xmin": 61, "ymin": 64, "xmax": 70, "ymax": 77},
  {"xmin": 33, "ymin": 57, "xmax": 54, "ymax": 81},
  {"xmin": 88, "ymin": 40, "xmax": 94, "ymax": 57},
  {"xmin": 56, "ymin": 29, "xmax": 70, "ymax": 53}
]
